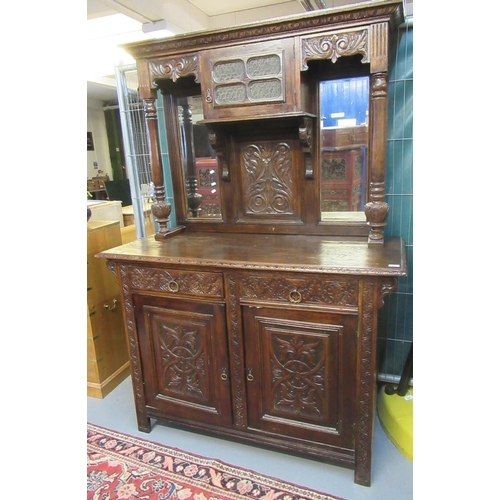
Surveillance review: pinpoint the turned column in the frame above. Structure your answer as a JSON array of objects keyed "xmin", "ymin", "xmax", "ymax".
[
  {"xmin": 143, "ymin": 95, "xmax": 171, "ymax": 240},
  {"xmin": 364, "ymin": 71, "xmax": 389, "ymax": 245}
]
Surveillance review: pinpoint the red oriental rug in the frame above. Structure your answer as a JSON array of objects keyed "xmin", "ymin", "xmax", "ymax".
[{"xmin": 87, "ymin": 423, "xmax": 346, "ymax": 500}]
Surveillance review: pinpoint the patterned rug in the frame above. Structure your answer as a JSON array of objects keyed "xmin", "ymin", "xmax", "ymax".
[{"xmin": 87, "ymin": 423, "xmax": 346, "ymax": 500}]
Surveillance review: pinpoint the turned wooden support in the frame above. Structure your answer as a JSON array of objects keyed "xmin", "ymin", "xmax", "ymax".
[
  {"xmin": 365, "ymin": 72, "xmax": 389, "ymax": 245},
  {"xmin": 144, "ymin": 96, "xmax": 171, "ymax": 240}
]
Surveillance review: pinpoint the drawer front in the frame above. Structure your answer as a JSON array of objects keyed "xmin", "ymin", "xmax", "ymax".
[
  {"xmin": 239, "ymin": 273, "xmax": 358, "ymax": 307},
  {"xmin": 127, "ymin": 266, "xmax": 224, "ymax": 298}
]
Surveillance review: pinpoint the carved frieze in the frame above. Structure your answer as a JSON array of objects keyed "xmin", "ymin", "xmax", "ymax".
[
  {"xmin": 128, "ymin": 267, "xmax": 224, "ymax": 297},
  {"xmin": 149, "ymin": 55, "xmax": 199, "ymax": 85},
  {"xmin": 301, "ymin": 29, "xmax": 369, "ymax": 70},
  {"xmin": 240, "ymin": 275, "xmax": 358, "ymax": 307}
]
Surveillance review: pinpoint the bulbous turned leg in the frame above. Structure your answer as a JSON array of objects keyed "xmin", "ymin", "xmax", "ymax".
[
  {"xmin": 151, "ymin": 201, "xmax": 172, "ymax": 240},
  {"xmin": 364, "ymin": 201, "xmax": 389, "ymax": 245}
]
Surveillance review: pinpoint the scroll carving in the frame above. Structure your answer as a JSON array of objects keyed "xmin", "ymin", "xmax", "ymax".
[
  {"xmin": 119, "ymin": 265, "xmax": 151, "ymax": 432},
  {"xmin": 242, "ymin": 142, "xmax": 293, "ymax": 215},
  {"xmin": 301, "ymin": 29, "xmax": 369, "ymax": 70},
  {"xmin": 240, "ymin": 275, "xmax": 358, "ymax": 307},
  {"xmin": 156, "ymin": 320, "xmax": 208, "ymax": 401},
  {"xmin": 149, "ymin": 55, "xmax": 199, "ymax": 84},
  {"xmin": 356, "ymin": 280, "xmax": 376, "ymax": 485},
  {"xmin": 226, "ymin": 274, "xmax": 245, "ymax": 427},
  {"xmin": 378, "ymin": 277, "xmax": 397, "ymax": 308},
  {"xmin": 128, "ymin": 267, "xmax": 223, "ymax": 297},
  {"xmin": 270, "ymin": 334, "xmax": 326, "ymax": 419}
]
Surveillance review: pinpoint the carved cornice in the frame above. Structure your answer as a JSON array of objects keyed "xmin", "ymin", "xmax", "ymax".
[{"xmin": 122, "ymin": 1, "xmax": 404, "ymax": 59}]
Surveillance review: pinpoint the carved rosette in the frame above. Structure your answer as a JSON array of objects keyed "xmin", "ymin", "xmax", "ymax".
[
  {"xmin": 301, "ymin": 29, "xmax": 369, "ymax": 70},
  {"xmin": 149, "ymin": 55, "xmax": 199, "ymax": 85}
]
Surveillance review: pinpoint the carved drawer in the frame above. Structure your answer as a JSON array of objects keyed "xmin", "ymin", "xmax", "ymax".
[
  {"xmin": 238, "ymin": 273, "xmax": 358, "ymax": 308},
  {"xmin": 126, "ymin": 266, "xmax": 224, "ymax": 299}
]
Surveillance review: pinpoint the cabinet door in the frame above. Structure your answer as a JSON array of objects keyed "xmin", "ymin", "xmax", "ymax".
[
  {"xmin": 242, "ymin": 306, "xmax": 357, "ymax": 449},
  {"xmin": 134, "ymin": 294, "xmax": 232, "ymax": 427},
  {"xmin": 199, "ymin": 38, "xmax": 296, "ymax": 120}
]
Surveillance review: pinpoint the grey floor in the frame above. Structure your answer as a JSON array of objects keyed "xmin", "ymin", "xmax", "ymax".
[{"xmin": 87, "ymin": 376, "xmax": 412, "ymax": 500}]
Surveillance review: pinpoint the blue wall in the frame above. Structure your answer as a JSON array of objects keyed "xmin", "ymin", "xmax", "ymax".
[
  {"xmin": 320, "ymin": 76, "xmax": 369, "ymax": 127},
  {"xmin": 378, "ymin": 22, "xmax": 413, "ymax": 379}
]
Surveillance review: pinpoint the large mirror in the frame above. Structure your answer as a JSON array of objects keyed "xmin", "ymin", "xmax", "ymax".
[
  {"xmin": 176, "ymin": 95, "xmax": 222, "ymax": 220},
  {"xmin": 319, "ymin": 75, "xmax": 369, "ymax": 222}
]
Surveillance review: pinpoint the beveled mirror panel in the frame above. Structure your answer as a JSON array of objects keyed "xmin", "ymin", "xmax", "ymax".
[
  {"xmin": 176, "ymin": 95, "xmax": 222, "ymax": 219},
  {"xmin": 319, "ymin": 75, "xmax": 369, "ymax": 222}
]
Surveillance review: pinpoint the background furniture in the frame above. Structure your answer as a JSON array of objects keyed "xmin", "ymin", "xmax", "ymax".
[
  {"xmin": 87, "ymin": 220, "xmax": 130, "ymax": 398},
  {"xmin": 99, "ymin": 1, "xmax": 406, "ymax": 486},
  {"xmin": 105, "ymin": 179, "xmax": 133, "ymax": 207},
  {"xmin": 87, "ymin": 200, "xmax": 124, "ymax": 227}
]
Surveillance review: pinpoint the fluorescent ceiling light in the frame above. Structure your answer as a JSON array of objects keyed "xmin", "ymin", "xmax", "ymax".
[{"xmin": 142, "ymin": 20, "xmax": 174, "ymax": 39}]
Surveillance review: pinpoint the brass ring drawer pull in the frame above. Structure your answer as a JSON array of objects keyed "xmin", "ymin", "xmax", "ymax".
[
  {"xmin": 104, "ymin": 298, "xmax": 118, "ymax": 311},
  {"xmin": 288, "ymin": 289, "xmax": 302, "ymax": 303},
  {"xmin": 168, "ymin": 281, "xmax": 179, "ymax": 293},
  {"xmin": 221, "ymin": 368, "xmax": 228, "ymax": 381},
  {"xmin": 247, "ymin": 369, "xmax": 254, "ymax": 382}
]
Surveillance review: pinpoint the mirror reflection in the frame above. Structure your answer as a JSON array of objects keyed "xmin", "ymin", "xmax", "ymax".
[
  {"xmin": 319, "ymin": 76, "xmax": 369, "ymax": 221},
  {"xmin": 177, "ymin": 95, "xmax": 222, "ymax": 219}
]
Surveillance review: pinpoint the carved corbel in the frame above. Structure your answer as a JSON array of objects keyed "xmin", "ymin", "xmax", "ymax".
[
  {"xmin": 208, "ymin": 128, "xmax": 230, "ymax": 182},
  {"xmin": 299, "ymin": 117, "xmax": 314, "ymax": 179},
  {"xmin": 378, "ymin": 277, "xmax": 397, "ymax": 308}
]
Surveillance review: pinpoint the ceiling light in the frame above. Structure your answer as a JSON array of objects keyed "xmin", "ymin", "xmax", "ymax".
[{"xmin": 142, "ymin": 20, "xmax": 173, "ymax": 39}]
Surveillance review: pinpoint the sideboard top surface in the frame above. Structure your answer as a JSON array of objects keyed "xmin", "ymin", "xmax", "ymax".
[{"xmin": 99, "ymin": 232, "xmax": 406, "ymax": 277}]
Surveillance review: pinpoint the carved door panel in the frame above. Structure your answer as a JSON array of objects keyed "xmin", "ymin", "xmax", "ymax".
[
  {"xmin": 235, "ymin": 136, "xmax": 304, "ymax": 224},
  {"xmin": 134, "ymin": 294, "xmax": 232, "ymax": 427},
  {"xmin": 242, "ymin": 305, "xmax": 357, "ymax": 449}
]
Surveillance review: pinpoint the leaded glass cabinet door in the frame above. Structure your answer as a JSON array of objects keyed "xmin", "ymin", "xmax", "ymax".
[{"xmin": 199, "ymin": 39, "xmax": 298, "ymax": 121}]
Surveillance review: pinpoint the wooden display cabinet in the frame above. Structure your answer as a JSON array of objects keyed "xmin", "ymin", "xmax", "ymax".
[{"xmin": 99, "ymin": 0, "xmax": 407, "ymax": 486}]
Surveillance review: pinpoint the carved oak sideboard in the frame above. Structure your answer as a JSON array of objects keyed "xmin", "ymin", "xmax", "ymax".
[{"xmin": 98, "ymin": 0, "xmax": 407, "ymax": 486}]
